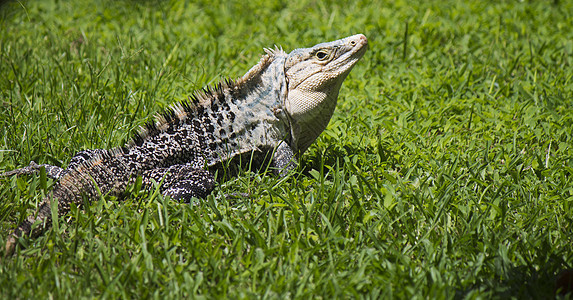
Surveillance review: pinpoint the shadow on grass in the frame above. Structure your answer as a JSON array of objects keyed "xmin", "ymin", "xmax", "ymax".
[{"xmin": 455, "ymin": 264, "xmax": 573, "ymax": 299}]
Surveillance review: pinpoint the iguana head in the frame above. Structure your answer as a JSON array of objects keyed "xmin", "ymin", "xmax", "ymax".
[{"xmin": 284, "ymin": 34, "xmax": 368, "ymax": 154}]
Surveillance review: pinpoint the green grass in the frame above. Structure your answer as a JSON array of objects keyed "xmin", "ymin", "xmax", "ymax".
[{"xmin": 1, "ymin": 0, "xmax": 573, "ymax": 298}]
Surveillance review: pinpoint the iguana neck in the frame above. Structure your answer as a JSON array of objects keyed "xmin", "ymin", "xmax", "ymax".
[{"xmin": 283, "ymin": 34, "xmax": 368, "ymax": 154}]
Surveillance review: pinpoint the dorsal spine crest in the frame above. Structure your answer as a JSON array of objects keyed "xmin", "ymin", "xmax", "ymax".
[{"xmin": 128, "ymin": 50, "xmax": 281, "ymax": 149}]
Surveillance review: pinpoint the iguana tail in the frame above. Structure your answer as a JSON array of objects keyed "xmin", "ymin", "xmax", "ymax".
[
  {"xmin": 5, "ymin": 197, "xmax": 53, "ymax": 256},
  {"xmin": 3, "ymin": 159, "xmax": 100, "ymax": 257}
]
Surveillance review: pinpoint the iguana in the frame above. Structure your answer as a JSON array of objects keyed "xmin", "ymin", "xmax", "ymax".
[{"xmin": 2, "ymin": 34, "xmax": 368, "ymax": 256}]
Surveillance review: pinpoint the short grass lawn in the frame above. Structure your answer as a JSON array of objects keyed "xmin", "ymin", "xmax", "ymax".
[{"xmin": 1, "ymin": 0, "xmax": 572, "ymax": 298}]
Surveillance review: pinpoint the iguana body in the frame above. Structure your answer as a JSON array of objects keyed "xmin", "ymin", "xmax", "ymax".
[{"xmin": 3, "ymin": 34, "xmax": 367, "ymax": 255}]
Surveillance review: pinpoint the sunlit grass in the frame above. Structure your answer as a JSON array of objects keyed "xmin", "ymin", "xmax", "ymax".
[{"xmin": 1, "ymin": 0, "xmax": 572, "ymax": 298}]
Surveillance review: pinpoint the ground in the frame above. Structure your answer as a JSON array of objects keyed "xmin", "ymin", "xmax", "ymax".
[{"xmin": 0, "ymin": 0, "xmax": 572, "ymax": 298}]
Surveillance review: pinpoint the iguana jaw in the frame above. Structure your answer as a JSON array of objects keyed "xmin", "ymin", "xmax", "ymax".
[{"xmin": 284, "ymin": 34, "xmax": 368, "ymax": 153}]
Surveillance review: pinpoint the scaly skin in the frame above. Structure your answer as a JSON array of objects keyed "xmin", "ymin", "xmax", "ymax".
[{"xmin": 2, "ymin": 34, "xmax": 367, "ymax": 256}]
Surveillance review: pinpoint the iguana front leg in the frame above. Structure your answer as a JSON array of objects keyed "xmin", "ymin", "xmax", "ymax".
[{"xmin": 271, "ymin": 142, "xmax": 298, "ymax": 177}]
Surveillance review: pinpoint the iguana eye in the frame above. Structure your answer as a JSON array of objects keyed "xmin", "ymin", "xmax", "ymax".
[{"xmin": 315, "ymin": 50, "xmax": 329, "ymax": 60}]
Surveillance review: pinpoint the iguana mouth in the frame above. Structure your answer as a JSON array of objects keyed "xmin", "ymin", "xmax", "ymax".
[{"xmin": 323, "ymin": 34, "xmax": 368, "ymax": 74}]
